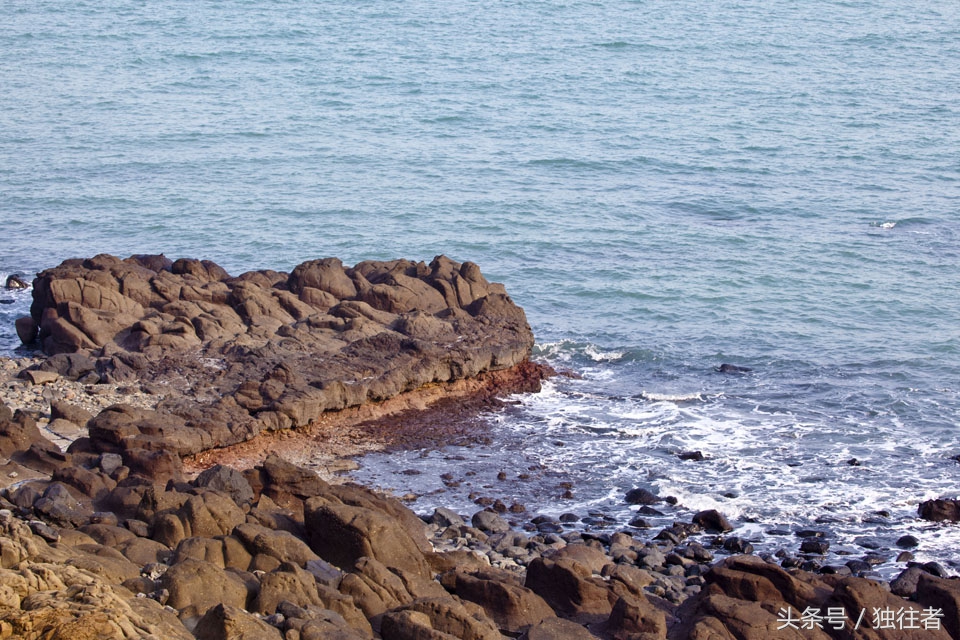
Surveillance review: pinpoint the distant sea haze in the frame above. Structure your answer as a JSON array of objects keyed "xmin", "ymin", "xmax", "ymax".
[{"xmin": 2, "ymin": 0, "xmax": 960, "ymax": 575}]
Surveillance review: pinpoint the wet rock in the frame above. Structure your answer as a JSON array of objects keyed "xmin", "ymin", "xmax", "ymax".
[
  {"xmin": 678, "ymin": 450, "xmax": 704, "ymax": 461},
  {"xmin": 722, "ymin": 537, "xmax": 754, "ymax": 554},
  {"xmin": 717, "ymin": 363, "xmax": 752, "ymax": 373},
  {"xmin": 919, "ymin": 498, "xmax": 960, "ymax": 522},
  {"xmin": 921, "ymin": 561, "xmax": 951, "ymax": 578},
  {"xmin": 5, "ymin": 274, "xmax": 29, "ymax": 289},
  {"xmin": 800, "ymin": 539, "xmax": 830, "ymax": 555},
  {"xmin": 624, "ymin": 487, "xmax": 661, "ymax": 505},
  {"xmin": 692, "ymin": 509, "xmax": 733, "ymax": 533},
  {"xmin": 897, "ymin": 534, "xmax": 920, "ymax": 548}
]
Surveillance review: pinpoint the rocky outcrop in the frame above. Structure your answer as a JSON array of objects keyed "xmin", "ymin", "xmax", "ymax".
[{"xmin": 18, "ymin": 254, "xmax": 540, "ymax": 463}]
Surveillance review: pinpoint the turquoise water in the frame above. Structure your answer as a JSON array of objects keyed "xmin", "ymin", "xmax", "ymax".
[{"xmin": 3, "ymin": 0, "xmax": 960, "ymax": 574}]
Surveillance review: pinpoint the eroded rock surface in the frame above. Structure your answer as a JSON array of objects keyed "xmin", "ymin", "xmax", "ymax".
[{"xmin": 20, "ymin": 254, "xmax": 537, "ymax": 463}]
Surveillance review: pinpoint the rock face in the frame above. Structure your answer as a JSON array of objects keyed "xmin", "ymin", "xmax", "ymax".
[{"xmin": 22, "ymin": 254, "xmax": 538, "ymax": 461}]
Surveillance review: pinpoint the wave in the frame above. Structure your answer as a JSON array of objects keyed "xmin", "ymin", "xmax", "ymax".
[{"xmin": 639, "ymin": 391, "xmax": 704, "ymax": 403}]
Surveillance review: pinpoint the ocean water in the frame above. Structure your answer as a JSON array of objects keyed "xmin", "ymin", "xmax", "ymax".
[{"xmin": 2, "ymin": 0, "xmax": 960, "ymax": 576}]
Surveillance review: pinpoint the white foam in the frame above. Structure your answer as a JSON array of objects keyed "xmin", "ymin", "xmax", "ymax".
[{"xmin": 640, "ymin": 391, "xmax": 704, "ymax": 403}]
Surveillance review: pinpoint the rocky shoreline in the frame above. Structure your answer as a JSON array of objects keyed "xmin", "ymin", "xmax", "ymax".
[{"xmin": 1, "ymin": 254, "xmax": 960, "ymax": 639}]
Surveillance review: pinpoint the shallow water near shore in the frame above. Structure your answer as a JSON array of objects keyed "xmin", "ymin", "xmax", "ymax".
[{"xmin": 3, "ymin": 0, "xmax": 960, "ymax": 578}]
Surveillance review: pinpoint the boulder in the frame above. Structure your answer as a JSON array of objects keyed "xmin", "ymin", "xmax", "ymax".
[
  {"xmin": 692, "ymin": 509, "xmax": 733, "ymax": 533},
  {"xmin": 525, "ymin": 617, "xmax": 601, "ymax": 639},
  {"xmin": 916, "ymin": 572, "xmax": 960, "ymax": 639},
  {"xmin": 305, "ymin": 500, "xmax": 432, "ymax": 578},
  {"xmin": 233, "ymin": 522, "xmax": 319, "ymax": 566},
  {"xmin": 525, "ymin": 557, "xmax": 615, "ymax": 620},
  {"xmin": 252, "ymin": 562, "xmax": 325, "ymax": 615},
  {"xmin": 453, "ymin": 568, "xmax": 556, "ymax": 634},
  {"xmin": 158, "ymin": 557, "xmax": 249, "ymax": 615},
  {"xmin": 472, "ymin": 510, "xmax": 510, "ymax": 534},
  {"xmin": 194, "ymin": 603, "xmax": 284, "ymax": 640},
  {"xmin": 194, "ymin": 464, "xmax": 254, "ymax": 505},
  {"xmin": 919, "ymin": 499, "xmax": 960, "ymax": 522}
]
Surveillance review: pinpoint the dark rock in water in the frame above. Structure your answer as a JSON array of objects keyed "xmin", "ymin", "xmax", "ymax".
[
  {"xmin": 624, "ymin": 487, "xmax": 661, "ymax": 505},
  {"xmin": 795, "ymin": 529, "xmax": 827, "ymax": 538},
  {"xmin": 5, "ymin": 274, "xmax": 29, "ymax": 289},
  {"xmin": 921, "ymin": 561, "xmax": 950, "ymax": 578},
  {"xmin": 897, "ymin": 551, "xmax": 915, "ymax": 562},
  {"xmin": 897, "ymin": 534, "xmax": 920, "ymax": 548},
  {"xmin": 722, "ymin": 537, "xmax": 753, "ymax": 553},
  {"xmin": 919, "ymin": 498, "xmax": 960, "ymax": 522},
  {"xmin": 638, "ymin": 506, "xmax": 665, "ymax": 517},
  {"xmin": 692, "ymin": 509, "xmax": 732, "ymax": 533},
  {"xmin": 853, "ymin": 535, "xmax": 883, "ymax": 550},
  {"xmin": 716, "ymin": 363, "xmax": 752, "ymax": 373},
  {"xmin": 678, "ymin": 450, "xmax": 704, "ymax": 461},
  {"xmin": 628, "ymin": 517, "xmax": 651, "ymax": 529},
  {"xmin": 800, "ymin": 539, "xmax": 829, "ymax": 554},
  {"xmin": 559, "ymin": 512, "xmax": 579, "ymax": 523},
  {"xmin": 845, "ymin": 559, "xmax": 872, "ymax": 574},
  {"xmin": 846, "ymin": 457, "xmax": 861, "ymax": 466}
]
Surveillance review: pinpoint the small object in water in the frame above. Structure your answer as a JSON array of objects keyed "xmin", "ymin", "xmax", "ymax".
[
  {"xmin": 0, "ymin": 299, "xmax": 13, "ymax": 304},
  {"xmin": 678, "ymin": 450, "xmax": 705, "ymax": 461},
  {"xmin": 5, "ymin": 274, "xmax": 28, "ymax": 289},
  {"xmin": 717, "ymin": 363, "xmax": 752, "ymax": 373},
  {"xmin": 847, "ymin": 458, "xmax": 861, "ymax": 466}
]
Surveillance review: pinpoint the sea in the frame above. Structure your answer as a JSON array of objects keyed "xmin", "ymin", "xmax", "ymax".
[{"xmin": 2, "ymin": 0, "xmax": 959, "ymax": 578}]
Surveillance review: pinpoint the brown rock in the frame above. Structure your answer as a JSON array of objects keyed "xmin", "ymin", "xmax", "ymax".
[
  {"xmin": 194, "ymin": 603, "xmax": 283, "ymax": 640},
  {"xmin": 15, "ymin": 315, "xmax": 37, "ymax": 344},
  {"xmin": 692, "ymin": 509, "xmax": 733, "ymax": 533},
  {"xmin": 50, "ymin": 400, "xmax": 95, "ymax": 428},
  {"xmin": 233, "ymin": 522, "xmax": 319, "ymax": 566},
  {"xmin": 603, "ymin": 594, "xmax": 668, "ymax": 640},
  {"xmin": 453, "ymin": 568, "xmax": 555, "ymax": 634},
  {"xmin": 253, "ymin": 562, "xmax": 325, "ymax": 615},
  {"xmin": 525, "ymin": 617, "xmax": 601, "ymax": 639},
  {"xmin": 525, "ymin": 557, "xmax": 616, "ymax": 620},
  {"xmin": 0, "ymin": 411, "xmax": 46, "ymax": 458},
  {"xmin": 305, "ymin": 500, "xmax": 432, "ymax": 577},
  {"xmin": 916, "ymin": 572, "xmax": 960, "ymax": 640},
  {"xmin": 389, "ymin": 597, "xmax": 502, "ymax": 640},
  {"xmin": 159, "ymin": 557, "xmax": 249, "ymax": 614},
  {"xmin": 919, "ymin": 499, "xmax": 960, "ymax": 522}
]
